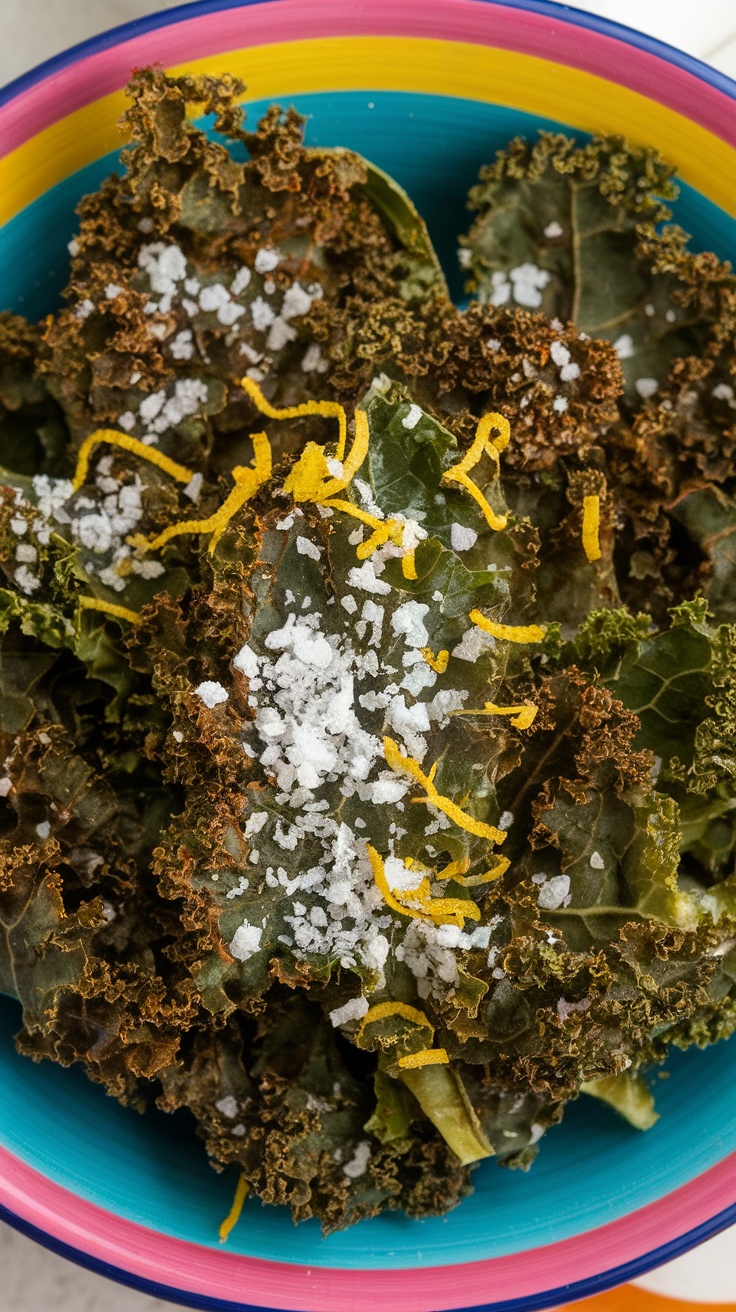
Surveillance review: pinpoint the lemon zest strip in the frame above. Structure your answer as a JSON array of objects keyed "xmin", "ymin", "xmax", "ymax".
[
  {"xmin": 582, "ymin": 494, "xmax": 602, "ymax": 563},
  {"xmin": 131, "ymin": 432, "xmax": 272, "ymax": 555},
  {"xmin": 319, "ymin": 499, "xmax": 381, "ymax": 530},
  {"xmin": 72, "ymin": 429, "xmax": 194, "ymax": 492},
  {"xmin": 469, "ymin": 609, "xmax": 546, "ymax": 644},
  {"xmin": 272, "ymin": 406, "xmax": 406, "ymax": 558},
  {"xmin": 219, "ymin": 1173, "xmax": 249, "ymax": 1244},
  {"xmin": 398, "ymin": 1049, "xmax": 450, "ymax": 1069},
  {"xmin": 367, "ymin": 844, "xmax": 428, "ymax": 920},
  {"xmin": 367, "ymin": 845, "xmax": 480, "ymax": 927},
  {"xmin": 320, "ymin": 408, "xmax": 369, "ymax": 495},
  {"xmin": 420, "ymin": 895, "xmax": 481, "ymax": 923},
  {"xmin": 242, "ymin": 374, "xmax": 348, "ymax": 461},
  {"xmin": 402, "ymin": 550, "xmax": 418, "ymax": 580},
  {"xmin": 356, "ymin": 1000, "xmax": 434, "ymax": 1045},
  {"xmin": 448, "ymin": 472, "xmax": 508, "ymax": 533},
  {"xmin": 421, "ymin": 647, "xmax": 449, "ymax": 674},
  {"xmin": 453, "ymin": 856, "xmax": 511, "ymax": 887},
  {"xmin": 354, "ymin": 519, "xmax": 405, "ymax": 560},
  {"xmin": 280, "ymin": 441, "xmax": 331, "ymax": 502},
  {"xmin": 78, "ymin": 597, "xmax": 140, "ymax": 624},
  {"xmin": 241, "ymin": 380, "xmax": 420, "ymax": 578},
  {"xmin": 250, "ymin": 394, "xmax": 416, "ymax": 571},
  {"xmin": 441, "ymin": 411, "xmax": 510, "ymax": 532},
  {"xmin": 383, "ymin": 737, "xmax": 507, "ymax": 844},
  {"xmin": 475, "ymin": 410, "xmax": 511, "ymax": 454},
  {"xmin": 404, "ymin": 875, "xmax": 481, "ymax": 923},
  {"xmin": 437, "ymin": 856, "xmax": 471, "ymax": 879},
  {"xmin": 452, "ymin": 700, "xmax": 537, "ymax": 729}
]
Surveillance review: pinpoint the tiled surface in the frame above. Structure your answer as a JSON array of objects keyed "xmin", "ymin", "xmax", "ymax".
[{"xmin": 1, "ymin": 1, "xmax": 736, "ymax": 1308}]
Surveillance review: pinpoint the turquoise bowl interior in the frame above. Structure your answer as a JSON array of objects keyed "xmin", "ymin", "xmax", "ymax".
[{"xmin": 2, "ymin": 86, "xmax": 736, "ymax": 1273}]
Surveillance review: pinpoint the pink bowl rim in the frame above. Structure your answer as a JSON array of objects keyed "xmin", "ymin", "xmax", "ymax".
[{"xmin": 1, "ymin": 1142, "xmax": 736, "ymax": 1311}]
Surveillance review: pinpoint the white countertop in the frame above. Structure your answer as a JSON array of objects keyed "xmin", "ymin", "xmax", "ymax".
[{"xmin": 2, "ymin": 2, "xmax": 736, "ymax": 1308}]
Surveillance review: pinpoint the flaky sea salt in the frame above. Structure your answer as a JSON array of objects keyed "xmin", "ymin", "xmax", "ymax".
[
  {"xmin": 231, "ymin": 267, "xmax": 252, "ymax": 296},
  {"xmin": 251, "ymin": 297, "xmax": 275, "ymax": 330},
  {"xmin": 347, "ymin": 559, "xmax": 392, "ymax": 595},
  {"xmin": 301, "ymin": 343, "xmax": 329, "ymax": 373},
  {"xmin": 537, "ymin": 874, "xmax": 570, "ymax": 910},
  {"xmin": 14, "ymin": 565, "xmax": 40, "ymax": 594},
  {"xmin": 254, "ymin": 247, "xmax": 280, "ymax": 273},
  {"xmin": 267, "ymin": 317, "xmax": 297, "ymax": 351},
  {"xmin": 329, "ymin": 996, "xmax": 369, "ymax": 1027},
  {"xmin": 281, "ymin": 282, "xmax": 314, "ymax": 320},
  {"xmin": 390, "ymin": 599, "xmax": 430, "ymax": 648},
  {"xmin": 230, "ymin": 921, "xmax": 263, "ymax": 961},
  {"xmin": 450, "ymin": 523, "xmax": 478, "ymax": 552},
  {"xmin": 296, "ymin": 536, "xmax": 322, "ymax": 561},
  {"xmin": 194, "ymin": 681, "xmax": 229, "ymax": 708},
  {"xmin": 170, "ymin": 329, "xmax": 194, "ymax": 360},
  {"xmin": 343, "ymin": 1141, "xmax": 371, "ymax": 1179},
  {"xmin": 509, "ymin": 262, "xmax": 551, "ymax": 309},
  {"xmin": 613, "ymin": 334, "xmax": 635, "ymax": 359}
]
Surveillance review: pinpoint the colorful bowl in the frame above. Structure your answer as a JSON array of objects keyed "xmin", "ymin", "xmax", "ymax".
[{"xmin": 2, "ymin": 2, "xmax": 736, "ymax": 1309}]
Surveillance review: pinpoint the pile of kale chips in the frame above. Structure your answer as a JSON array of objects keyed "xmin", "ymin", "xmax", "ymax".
[{"xmin": 2, "ymin": 69, "xmax": 736, "ymax": 1233}]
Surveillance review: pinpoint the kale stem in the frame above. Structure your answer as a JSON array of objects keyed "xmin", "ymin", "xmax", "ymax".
[{"xmin": 398, "ymin": 1063, "xmax": 494, "ymax": 1165}]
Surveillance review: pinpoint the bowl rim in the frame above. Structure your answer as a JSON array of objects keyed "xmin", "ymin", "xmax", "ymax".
[
  {"xmin": 2, "ymin": 0, "xmax": 736, "ymax": 111},
  {"xmin": 1, "ymin": 2, "xmax": 736, "ymax": 1309},
  {"xmin": 3, "ymin": 1189, "xmax": 736, "ymax": 1312}
]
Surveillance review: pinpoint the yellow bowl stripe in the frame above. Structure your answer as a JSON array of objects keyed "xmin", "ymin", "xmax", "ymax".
[{"xmin": 1, "ymin": 35, "xmax": 735, "ymax": 229}]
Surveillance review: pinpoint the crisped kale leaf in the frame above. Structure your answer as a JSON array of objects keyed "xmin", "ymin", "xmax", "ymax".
[
  {"xmin": 40, "ymin": 67, "xmax": 446, "ymax": 477},
  {"xmin": 459, "ymin": 133, "xmax": 696, "ymax": 404}
]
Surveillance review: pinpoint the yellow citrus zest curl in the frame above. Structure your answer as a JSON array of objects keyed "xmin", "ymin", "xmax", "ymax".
[
  {"xmin": 219, "ymin": 1173, "xmax": 248, "ymax": 1244},
  {"xmin": 453, "ymin": 856, "xmax": 511, "ymax": 887},
  {"xmin": 356, "ymin": 1000, "xmax": 434, "ymax": 1045},
  {"xmin": 367, "ymin": 845, "xmax": 480, "ymax": 927},
  {"xmin": 72, "ymin": 428, "xmax": 195, "ymax": 492},
  {"xmin": 469, "ymin": 609, "xmax": 547, "ymax": 645},
  {"xmin": 367, "ymin": 844, "xmax": 426, "ymax": 920},
  {"xmin": 241, "ymin": 374, "xmax": 348, "ymax": 461},
  {"xmin": 582, "ymin": 494, "xmax": 602, "ymax": 563},
  {"xmin": 78, "ymin": 596, "xmax": 140, "ymax": 624},
  {"xmin": 131, "ymin": 432, "xmax": 272, "ymax": 555},
  {"xmin": 436, "ymin": 856, "xmax": 471, "ymax": 879},
  {"xmin": 421, "ymin": 647, "xmax": 449, "ymax": 673},
  {"xmin": 452, "ymin": 700, "xmax": 538, "ymax": 730},
  {"xmin": 354, "ymin": 515, "xmax": 405, "ymax": 560},
  {"xmin": 476, "ymin": 410, "xmax": 511, "ymax": 455},
  {"xmin": 410, "ymin": 853, "xmax": 508, "ymax": 889},
  {"xmin": 417, "ymin": 894, "xmax": 481, "ymax": 924},
  {"xmin": 244, "ymin": 381, "xmax": 414, "ymax": 570},
  {"xmin": 441, "ymin": 411, "xmax": 510, "ymax": 532},
  {"xmin": 398, "ymin": 1048, "xmax": 450, "ymax": 1070},
  {"xmin": 402, "ymin": 550, "xmax": 418, "ymax": 581},
  {"xmin": 383, "ymin": 737, "xmax": 507, "ymax": 845}
]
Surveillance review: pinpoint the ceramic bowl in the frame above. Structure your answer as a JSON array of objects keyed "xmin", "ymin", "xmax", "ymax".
[{"xmin": 2, "ymin": 3, "xmax": 736, "ymax": 1309}]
